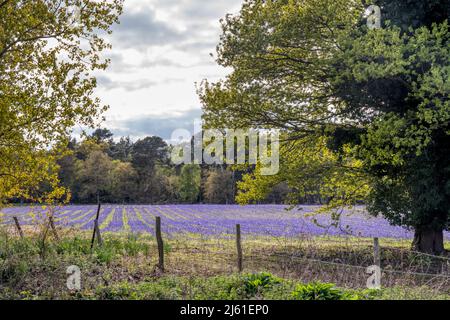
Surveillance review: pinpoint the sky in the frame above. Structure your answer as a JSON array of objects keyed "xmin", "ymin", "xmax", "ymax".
[{"xmin": 94, "ymin": 0, "xmax": 243, "ymax": 140}]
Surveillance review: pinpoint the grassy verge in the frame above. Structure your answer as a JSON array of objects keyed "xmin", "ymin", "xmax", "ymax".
[{"xmin": 0, "ymin": 228, "xmax": 449, "ymax": 300}]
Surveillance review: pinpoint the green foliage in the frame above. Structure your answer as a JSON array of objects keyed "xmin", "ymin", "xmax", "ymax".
[
  {"xmin": 57, "ymin": 134, "xmax": 177, "ymax": 204},
  {"xmin": 92, "ymin": 237, "xmax": 150, "ymax": 265},
  {"xmin": 290, "ymin": 282, "xmax": 378, "ymax": 300},
  {"xmin": 291, "ymin": 282, "xmax": 346, "ymax": 300},
  {"xmin": 76, "ymin": 148, "xmax": 114, "ymax": 201},
  {"xmin": 55, "ymin": 131, "xmax": 254, "ymax": 205},
  {"xmin": 55, "ymin": 237, "xmax": 91, "ymax": 256},
  {"xmin": 0, "ymin": 0, "xmax": 123, "ymax": 203},
  {"xmin": 371, "ymin": 0, "xmax": 449, "ymax": 31},
  {"xmin": 204, "ymin": 169, "xmax": 236, "ymax": 204},
  {"xmin": 97, "ymin": 277, "xmax": 183, "ymax": 300},
  {"xmin": 375, "ymin": 286, "xmax": 450, "ymax": 300},
  {"xmin": 130, "ymin": 137, "xmax": 170, "ymax": 203},
  {"xmin": 179, "ymin": 165, "xmax": 201, "ymax": 203},
  {"xmin": 200, "ymin": 0, "xmax": 450, "ymax": 252},
  {"xmin": 93, "ymin": 276, "xmax": 378, "ymax": 301},
  {"xmin": 242, "ymin": 272, "xmax": 281, "ymax": 296},
  {"xmin": 236, "ymin": 136, "xmax": 369, "ymax": 209},
  {"xmin": 1, "ymin": 230, "xmax": 449, "ymax": 300},
  {"xmin": 335, "ymin": 19, "xmax": 450, "ymax": 242},
  {"xmin": 163, "ymin": 242, "xmax": 173, "ymax": 254},
  {"xmin": 95, "ymin": 274, "xmax": 290, "ymax": 300}
]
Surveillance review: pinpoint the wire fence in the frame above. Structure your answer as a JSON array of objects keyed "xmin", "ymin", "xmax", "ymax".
[
  {"xmin": 154, "ymin": 222, "xmax": 450, "ymax": 291},
  {"xmin": 3, "ymin": 212, "xmax": 450, "ymax": 292},
  {"xmin": 161, "ymin": 244, "xmax": 450, "ymax": 291}
]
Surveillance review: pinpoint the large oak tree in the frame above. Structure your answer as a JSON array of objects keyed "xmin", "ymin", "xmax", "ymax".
[{"xmin": 200, "ymin": 0, "xmax": 450, "ymax": 253}]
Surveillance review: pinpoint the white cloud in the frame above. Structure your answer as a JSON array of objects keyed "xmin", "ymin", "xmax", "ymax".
[
  {"xmin": 92, "ymin": 0, "xmax": 242, "ymax": 138},
  {"xmin": 108, "ymin": 108, "xmax": 203, "ymax": 141}
]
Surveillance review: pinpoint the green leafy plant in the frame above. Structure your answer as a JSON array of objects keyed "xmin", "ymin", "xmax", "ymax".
[
  {"xmin": 291, "ymin": 282, "xmax": 346, "ymax": 300},
  {"xmin": 243, "ymin": 272, "xmax": 280, "ymax": 296},
  {"xmin": 163, "ymin": 242, "xmax": 172, "ymax": 254},
  {"xmin": 94, "ymin": 245, "xmax": 118, "ymax": 265}
]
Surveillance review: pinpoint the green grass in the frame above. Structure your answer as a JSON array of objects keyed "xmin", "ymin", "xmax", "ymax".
[{"xmin": 68, "ymin": 275, "xmax": 450, "ymax": 300}]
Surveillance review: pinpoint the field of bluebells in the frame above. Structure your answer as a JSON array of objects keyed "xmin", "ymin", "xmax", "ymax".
[{"xmin": 1, "ymin": 204, "xmax": 449, "ymax": 240}]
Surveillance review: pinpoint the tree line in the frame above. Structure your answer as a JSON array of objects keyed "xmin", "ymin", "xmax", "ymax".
[{"xmin": 54, "ymin": 129, "xmax": 291, "ymax": 205}]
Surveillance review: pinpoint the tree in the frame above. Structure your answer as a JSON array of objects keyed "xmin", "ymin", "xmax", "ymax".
[
  {"xmin": 155, "ymin": 166, "xmax": 181, "ymax": 203},
  {"xmin": 110, "ymin": 136, "xmax": 133, "ymax": 161},
  {"xmin": 200, "ymin": 0, "xmax": 449, "ymax": 253},
  {"xmin": 179, "ymin": 165, "xmax": 201, "ymax": 203},
  {"xmin": 0, "ymin": 0, "xmax": 123, "ymax": 204},
  {"xmin": 57, "ymin": 138, "xmax": 79, "ymax": 201},
  {"xmin": 236, "ymin": 136, "xmax": 368, "ymax": 208},
  {"xmin": 131, "ymin": 137, "xmax": 169, "ymax": 169},
  {"xmin": 54, "ymin": 134, "xmax": 184, "ymax": 205},
  {"xmin": 131, "ymin": 136, "xmax": 169, "ymax": 202},
  {"xmin": 76, "ymin": 149, "xmax": 113, "ymax": 203},
  {"xmin": 266, "ymin": 182, "xmax": 292, "ymax": 204},
  {"xmin": 91, "ymin": 128, "xmax": 114, "ymax": 146},
  {"xmin": 204, "ymin": 168, "xmax": 235, "ymax": 204},
  {"xmin": 110, "ymin": 161, "xmax": 138, "ymax": 203},
  {"xmin": 332, "ymin": 0, "xmax": 450, "ymax": 253}
]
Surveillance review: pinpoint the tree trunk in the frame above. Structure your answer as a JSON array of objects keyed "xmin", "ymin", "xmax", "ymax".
[{"xmin": 412, "ymin": 227, "xmax": 445, "ymax": 255}]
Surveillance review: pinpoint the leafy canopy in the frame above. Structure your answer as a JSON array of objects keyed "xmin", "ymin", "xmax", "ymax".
[
  {"xmin": 199, "ymin": 0, "xmax": 450, "ymax": 233},
  {"xmin": 0, "ymin": 0, "xmax": 123, "ymax": 203}
]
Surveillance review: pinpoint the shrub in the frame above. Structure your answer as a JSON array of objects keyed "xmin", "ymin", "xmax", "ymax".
[
  {"xmin": 243, "ymin": 272, "xmax": 281, "ymax": 297},
  {"xmin": 55, "ymin": 237, "xmax": 90, "ymax": 255},
  {"xmin": 291, "ymin": 282, "xmax": 346, "ymax": 300},
  {"xmin": 123, "ymin": 236, "xmax": 150, "ymax": 257},
  {"xmin": 93, "ymin": 245, "xmax": 118, "ymax": 265},
  {"xmin": 96, "ymin": 277, "xmax": 184, "ymax": 300},
  {"xmin": 189, "ymin": 275, "xmax": 243, "ymax": 300}
]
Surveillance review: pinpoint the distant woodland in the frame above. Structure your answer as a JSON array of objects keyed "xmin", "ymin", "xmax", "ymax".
[{"xmin": 20, "ymin": 128, "xmax": 294, "ymax": 205}]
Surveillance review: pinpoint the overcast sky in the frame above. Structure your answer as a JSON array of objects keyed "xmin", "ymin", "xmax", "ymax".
[{"xmin": 94, "ymin": 0, "xmax": 242, "ymax": 140}]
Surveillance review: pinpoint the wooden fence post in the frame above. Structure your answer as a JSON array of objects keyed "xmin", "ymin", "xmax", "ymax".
[
  {"xmin": 236, "ymin": 224, "xmax": 243, "ymax": 272},
  {"xmin": 13, "ymin": 217, "xmax": 24, "ymax": 239},
  {"xmin": 95, "ymin": 219, "xmax": 103, "ymax": 246},
  {"xmin": 155, "ymin": 216, "xmax": 164, "ymax": 272},
  {"xmin": 49, "ymin": 216, "xmax": 59, "ymax": 241},
  {"xmin": 90, "ymin": 203, "xmax": 102, "ymax": 250},
  {"xmin": 373, "ymin": 237, "xmax": 381, "ymax": 268}
]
